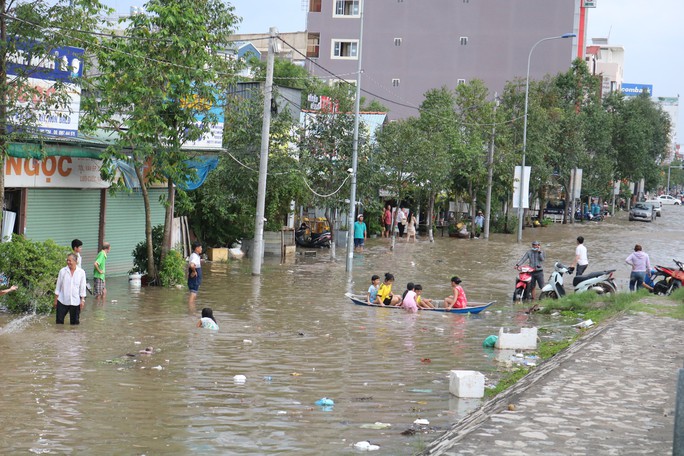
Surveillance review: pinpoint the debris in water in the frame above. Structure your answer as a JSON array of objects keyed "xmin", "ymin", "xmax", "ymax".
[
  {"xmin": 360, "ymin": 422, "xmax": 391, "ymax": 430},
  {"xmin": 353, "ymin": 441, "xmax": 379, "ymax": 451},
  {"xmin": 413, "ymin": 418, "xmax": 430, "ymax": 426}
]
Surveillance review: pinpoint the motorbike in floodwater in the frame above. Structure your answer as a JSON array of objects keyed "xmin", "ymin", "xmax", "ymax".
[
  {"xmin": 539, "ymin": 262, "xmax": 617, "ymax": 299},
  {"xmin": 513, "ymin": 265, "xmax": 536, "ymax": 302},
  {"xmin": 295, "ymin": 225, "xmax": 332, "ymax": 248},
  {"xmin": 650, "ymin": 259, "xmax": 684, "ymax": 295}
]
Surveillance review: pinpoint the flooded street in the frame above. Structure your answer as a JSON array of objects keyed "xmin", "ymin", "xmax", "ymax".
[{"xmin": 1, "ymin": 207, "xmax": 683, "ymax": 455}]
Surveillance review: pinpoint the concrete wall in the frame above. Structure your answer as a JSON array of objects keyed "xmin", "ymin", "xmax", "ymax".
[{"xmin": 306, "ymin": 0, "xmax": 578, "ymax": 119}]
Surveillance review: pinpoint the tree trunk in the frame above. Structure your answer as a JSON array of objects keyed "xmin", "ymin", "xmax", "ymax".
[
  {"xmin": 427, "ymin": 190, "xmax": 435, "ymax": 242},
  {"xmin": 135, "ymin": 162, "xmax": 157, "ymax": 280},
  {"xmin": 160, "ymin": 179, "xmax": 174, "ymax": 265}
]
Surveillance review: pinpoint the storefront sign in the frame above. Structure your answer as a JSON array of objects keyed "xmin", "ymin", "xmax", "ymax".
[
  {"xmin": 4, "ymin": 156, "xmax": 109, "ymax": 188},
  {"xmin": 582, "ymin": 0, "xmax": 597, "ymax": 7}
]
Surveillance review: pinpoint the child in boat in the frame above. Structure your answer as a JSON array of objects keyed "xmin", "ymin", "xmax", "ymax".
[
  {"xmin": 413, "ymin": 284, "xmax": 434, "ymax": 309},
  {"xmin": 444, "ymin": 276, "xmax": 468, "ymax": 310},
  {"xmin": 376, "ymin": 272, "xmax": 401, "ymax": 306},
  {"xmin": 402, "ymin": 284, "xmax": 418, "ymax": 313},
  {"xmin": 197, "ymin": 307, "xmax": 219, "ymax": 330},
  {"xmin": 366, "ymin": 274, "xmax": 380, "ymax": 304}
]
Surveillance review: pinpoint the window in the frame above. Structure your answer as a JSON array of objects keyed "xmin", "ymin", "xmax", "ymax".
[
  {"xmin": 331, "ymin": 40, "xmax": 358, "ymax": 59},
  {"xmin": 307, "ymin": 33, "xmax": 320, "ymax": 58},
  {"xmin": 394, "ymin": 38, "xmax": 402, "ymax": 46},
  {"xmin": 392, "ymin": 79, "xmax": 400, "ymax": 87},
  {"xmin": 460, "ymin": 36, "xmax": 468, "ymax": 45},
  {"xmin": 334, "ymin": 0, "xmax": 359, "ymax": 16},
  {"xmin": 309, "ymin": 0, "xmax": 321, "ymax": 12},
  {"xmin": 457, "ymin": 79, "xmax": 466, "ymax": 85}
]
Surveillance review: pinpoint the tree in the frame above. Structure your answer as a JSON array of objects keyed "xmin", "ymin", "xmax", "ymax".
[
  {"xmin": 414, "ymin": 87, "xmax": 459, "ymax": 240},
  {"xmin": 81, "ymin": 0, "xmax": 240, "ymax": 280},
  {"xmin": 0, "ymin": 0, "xmax": 110, "ymax": 224},
  {"xmin": 375, "ymin": 117, "xmax": 431, "ymax": 248}
]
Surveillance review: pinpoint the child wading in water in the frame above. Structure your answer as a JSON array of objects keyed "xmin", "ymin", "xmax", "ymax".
[
  {"xmin": 444, "ymin": 276, "xmax": 468, "ymax": 310},
  {"xmin": 197, "ymin": 307, "xmax": 218, "ymax": 330}
]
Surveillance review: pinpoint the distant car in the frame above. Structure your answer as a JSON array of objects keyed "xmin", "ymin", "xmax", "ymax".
[
  {"xmin": 655, "ymin": 194, "xmax": 680, "ymax": 205},
  {"xmin": 629, "ymin": 202, "xmax": 656, "ymax": 222}
]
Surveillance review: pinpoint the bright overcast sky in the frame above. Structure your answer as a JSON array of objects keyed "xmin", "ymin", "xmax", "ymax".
[{"xmin": 108, "ymin": 0, "xmax": 682, "ymax": 141}]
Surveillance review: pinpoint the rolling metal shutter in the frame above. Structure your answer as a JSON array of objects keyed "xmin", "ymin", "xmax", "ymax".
[
  {"xmin": 24, "ymin": 188, "xmax": 101, "ymax": 263},
  {"xmin": 103, "ymin": 189, "xmax": 166, "ymax": 276}
]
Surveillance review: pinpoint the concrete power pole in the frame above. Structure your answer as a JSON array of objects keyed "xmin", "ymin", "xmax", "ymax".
[
  {"xmin": 345, "ymin": 0, "xmax": 364, "ymax": 273},
  {"xmin": 251, "ymin": 27, "xmax": 277, "ymax": 276}
]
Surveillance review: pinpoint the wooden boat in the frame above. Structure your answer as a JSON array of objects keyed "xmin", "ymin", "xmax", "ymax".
[{"xmin": 345, "ymin": 293, "xmax": 495, "ymax": 314}]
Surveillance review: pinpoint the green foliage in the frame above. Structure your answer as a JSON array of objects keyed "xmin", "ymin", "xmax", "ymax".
[
  {"xmin": 186, "ymin": 90, "xmax": 304, "ymax": 246},
  {"xmin": 81, "ymin": 0, "xmax": 240, "ymax": 276},
  {"xmin": 131, "ymin": 225, "xmax": 163, "ymax": 275},
  {"xmin": 0, "ymin": 236, "xmax": 70, "ymax": 314},
  {"xmin": 159, "ymin": 250, "xmax": 185, "ymax": 287}
]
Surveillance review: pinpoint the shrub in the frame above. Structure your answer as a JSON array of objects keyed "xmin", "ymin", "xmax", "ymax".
[
  {"xmin": 159, "ymin": 249, "xmax": 186, "ymax": 287},
  {"xmin": 0, "ymin": 236, "xmax": 71, "ymax": 314},
  {"xmin": 131, "ymin": 225, "xmax": 163, "ymax": 275}
]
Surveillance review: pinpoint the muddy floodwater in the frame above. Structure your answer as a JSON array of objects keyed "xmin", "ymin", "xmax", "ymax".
[{"xmin": 2, "ymin": 207, "xmax": 683, "ymax": 455}]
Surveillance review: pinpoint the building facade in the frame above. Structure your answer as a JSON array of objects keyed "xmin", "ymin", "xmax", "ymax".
[
  {"xmin": 306, "ymin": 0, "xmax": 583, "ymax": 119},
  {"xmin": 585, "ymin": 38, "xmax": 625, "ymax": 98}
]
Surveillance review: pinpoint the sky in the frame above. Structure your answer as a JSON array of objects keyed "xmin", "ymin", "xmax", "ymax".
[{"xmin": 108, "ymin": 0, "xmax": 683, "ymax": 142}]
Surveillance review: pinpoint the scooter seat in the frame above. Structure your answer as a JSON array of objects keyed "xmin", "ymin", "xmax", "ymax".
[{"xmin": 573, "ymin": 270, "xmax": 615, "ymax": 287}]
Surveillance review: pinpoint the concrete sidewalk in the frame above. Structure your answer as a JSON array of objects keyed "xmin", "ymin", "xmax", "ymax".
[{"xmin": 424, "ymin": 311, "xmax": 684, "ymax": 455}]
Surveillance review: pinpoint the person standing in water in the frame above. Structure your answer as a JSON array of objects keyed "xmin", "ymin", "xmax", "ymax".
[{"xmin": 188, "ymin": 241, "xmax": 203, "ymax": 309}]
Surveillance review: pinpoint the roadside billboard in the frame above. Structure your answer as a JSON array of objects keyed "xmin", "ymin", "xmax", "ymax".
[
  {"xmin": 621, "ymin": 83, "xmax": 653, "ymax": 97},
  {"xmin": 7, "ymin": 44, "xmax": 84, "ymax": 137}
]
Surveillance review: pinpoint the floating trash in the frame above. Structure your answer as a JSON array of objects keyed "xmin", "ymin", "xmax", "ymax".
[
  {"xmin": 574, "ymin": 319, "xmax": 594, "ymax": 329},
  {"xmin": 353, "ymin": 441, "xmax": 380, "ymax": 451},
  {"xmin": 263, "ymin": 376, "xmax": 273, "ymax": 382},
  {"xmin": 315, "ymin": 397, "xmax": 334, "ymax": 406},
  {"xmin": 151, "ymin": 365, "xmax": 162, "ymax": 370},
  {"xmin": 360, "ymin": 422, "xmax": 391, "ymax": 430},
  {"xmin": 243, "ymin": 339, "xmax": 253, "ymax": 344},
  {"xmin": 233, "ymin": 374, "xmax": 247, "ymax": 383},
  {"xmin": 413, "ymin": 418, "xmax": 430, "ymax": 426},
  {"xmin": 409, "ymin": 389, "xmax": 432, "ymax": 394}
]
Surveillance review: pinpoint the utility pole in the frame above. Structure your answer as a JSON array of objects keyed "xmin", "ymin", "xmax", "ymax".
[
  {"xmin": 345, "ymin": 0, "xmax": 364, "ymax": 273},
  {"xmin": 484, "ymin": 93, "xmax": 498, "ymax": 240},
  {"xmin": 251, "ymin": 27, "xmax": 276, "ymax": 276}
]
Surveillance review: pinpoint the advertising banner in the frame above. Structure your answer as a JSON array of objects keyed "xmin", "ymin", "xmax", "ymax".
[
  {"xmin": 512, "ymin": 165, "xmax": 531, "ymax": 209},
  {"xmin": 621, "ymin": 83, "xmax": 653, "ymax": 97},
  {"xmin": 7, "ymin": 44, "xmax": 84, "ymax": 137}
]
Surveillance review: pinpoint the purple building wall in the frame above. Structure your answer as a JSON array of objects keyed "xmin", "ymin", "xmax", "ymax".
[{"xmin": 306, "ymin": 0, "xmax": 578, "ymax": 119}]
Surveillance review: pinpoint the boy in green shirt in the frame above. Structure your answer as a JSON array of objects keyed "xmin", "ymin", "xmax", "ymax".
[{"xmin": 93, "ymin": 242, "xmax": 111, "ymax": 300}]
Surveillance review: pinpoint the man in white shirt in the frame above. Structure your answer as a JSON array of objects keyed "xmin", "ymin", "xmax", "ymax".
[
  {"xmin": 571, "ymin": 236, "xmax": 589, "ymax": 276},
  {"xmin": 54, "ymin": 253, "xmax": 87, "ymax": 325},
  {"xmin": 396, "ymin": 207, "xmax": 407, "ymax": 237}
]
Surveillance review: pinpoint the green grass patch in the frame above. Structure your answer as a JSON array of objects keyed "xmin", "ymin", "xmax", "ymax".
[
  {"xmin": 485, "ymin": 367, "xmax": 530, "ymax": 397},
  {"xmin": 537, "ymin": 290, "xmax": 646, "ymax": 323},
  {"xmin": 535, "ymin": 338, "xmax": 574, "ymax": 360}
]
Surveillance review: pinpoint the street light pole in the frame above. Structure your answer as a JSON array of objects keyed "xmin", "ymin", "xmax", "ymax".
[
  {"xmin": 516, "ymin": 33, "xmax": 576, "ymax": 243},
  {"xmin": 346, "ymin": 0, "xmax": 364, "ymax": 273}
]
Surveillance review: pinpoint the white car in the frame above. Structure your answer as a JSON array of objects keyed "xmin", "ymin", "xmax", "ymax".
[{"xmin": 655, "ymin": 194, "xmax": 681, "ymax": 205}]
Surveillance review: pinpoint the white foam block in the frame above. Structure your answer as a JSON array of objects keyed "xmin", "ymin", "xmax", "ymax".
[
  {"xmin": 495, "ymin": 327, "xmax": 538, "ymax": 350},
  {"xmin": 449, "ymin": 370, "xmax": 485, "ymax": 398}
]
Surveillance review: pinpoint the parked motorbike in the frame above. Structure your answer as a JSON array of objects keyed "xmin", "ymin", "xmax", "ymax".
[
  {"xmin": 651, "ymin": 259, "xmax": 684, "ymax": 295},
  {"xmin": 539, "ymin": 262, "xmax": 617, "ymax": 299},
  {"xmin": 513, "ymin": 265, "xmax": 536, "ymax": 302},
  {"xmin": 295, "ymin": 225, "xmax": 332, "ymax": 248}
]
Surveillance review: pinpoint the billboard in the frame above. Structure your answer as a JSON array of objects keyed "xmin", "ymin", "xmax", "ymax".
[
  {"xmin": 621, "ymin": 83, "xmax": 653, "ymax": 97},
  {"xmin": 7, "ymin": 44, "xmax": 84, "ymax": 138}
]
